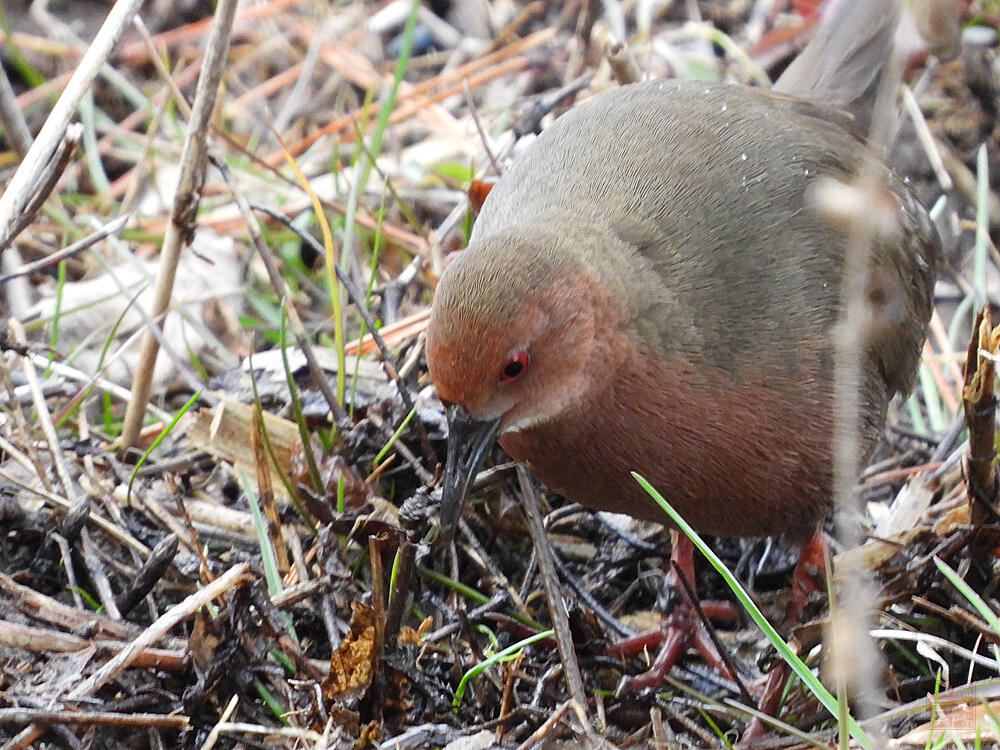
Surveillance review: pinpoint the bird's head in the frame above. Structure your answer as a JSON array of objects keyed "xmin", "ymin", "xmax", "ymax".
[{"xmin": 426, "ymin": 231, "xmax": 624, "ymax": 541}]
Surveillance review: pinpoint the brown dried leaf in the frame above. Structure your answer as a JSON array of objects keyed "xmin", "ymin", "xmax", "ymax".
[{"xmin": 324, "ymin": 601, "xmax": 375, "ymax": 699}]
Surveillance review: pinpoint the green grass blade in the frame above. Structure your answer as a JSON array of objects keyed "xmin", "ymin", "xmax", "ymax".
[
  {"xmin": 934, "ymin": 556, "xmax": 1000, "ymax": 637},
  {"xmin": 126, "ymin": 390, "xmax": 202, "ymax": 502},
  {"xmin": 372, "ymin": 406, "xmax": 416, "ymax": 467},
  {"xmin": 452, "ymin": 629, "xmax": 554, "ymax": 710}
]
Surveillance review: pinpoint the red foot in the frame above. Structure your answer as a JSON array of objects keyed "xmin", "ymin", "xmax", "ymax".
[
  {"xmin": 606, "ymin": 532, "xmax": 742, "ymax": 696},
  {"xmin": 742, "ymin": 663, "xmax": 790, "ymax": 741},
  {"xmin": 789, "ymin": 529, "xmax": 828, "ymax": 622},
  {"xmin": 608, "ymin": 602, "xmax": 739, "ymax": 695}
]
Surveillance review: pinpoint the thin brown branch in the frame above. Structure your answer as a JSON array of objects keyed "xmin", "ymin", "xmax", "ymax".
[{"xmin": 120, "ymin": 0, "xmax": 239, "ymax": 448}]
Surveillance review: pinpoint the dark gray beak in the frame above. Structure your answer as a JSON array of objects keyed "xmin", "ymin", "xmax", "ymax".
[{"xmin": 439, "ymin": 403, "xmax": 501, "ymax": 544}]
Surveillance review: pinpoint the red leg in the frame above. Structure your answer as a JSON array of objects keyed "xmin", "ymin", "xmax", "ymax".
[
  {"xmin": 744, "ymin": 529, "xmax": 827, "ymax": 741},
  {"xmin": 789, "ymin": 529, "xmax": 827, "ymax": 622},
  {"xmin": 742, "ymin": 663, "xmax": 789, "ymax": 741},
  {"xmin": 607, "ymin": 531, "xmax": 741, "ymax": 695}
]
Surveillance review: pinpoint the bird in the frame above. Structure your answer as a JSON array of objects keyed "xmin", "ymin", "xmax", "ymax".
[{"xmin": 426, "ymin": 0, "xmax": 938, "ymax": 693}]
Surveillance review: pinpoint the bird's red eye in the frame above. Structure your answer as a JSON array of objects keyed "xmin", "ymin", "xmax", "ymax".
[{"xmin": 500, "ymin": 352, "xmax": 530, "ymax": 382}]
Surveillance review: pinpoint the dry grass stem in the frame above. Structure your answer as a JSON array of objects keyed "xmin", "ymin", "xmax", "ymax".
[{"xmin": 120, "ymin": 0, "xmax": 239, "ymax": 447}]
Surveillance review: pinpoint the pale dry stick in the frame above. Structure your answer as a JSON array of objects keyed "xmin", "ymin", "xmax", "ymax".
[
  {"xmin": 516, "ymin": 465, "xmax": 594, "ymax": 732},
  {"xmin": 975, "ymin": 144, "xmax": 992, "ymax": 282},
  {"xmin": 33, "ymin": 354, "xmax": 173, "ymax": 425},
  {"xmin": 599, "ymin": 0, "xmax": 626, "ymax": 41},
  {"xmin": 70, "ymin": 562, "xmax": 250, "ymax": 699},
  {"xmin": 515, "ymin": 700, "xmax": 574, "ymax": 750},
  {"xmin": 649, "ymin": 706, "xmax": 671, "ymax": 747},
  {"xmin": 0, "ymin": 29, "xmax": 77, "ymax": 56},
  {"xmin": 0, "ymin": 620, "xmax": 186, "ymax": 671},
  {"xmin": 0, "ymin": 436, "xmax": 37, "ymax": 475},
  {"xmin": 0, "ymin": 0, "xmax": 143, "ymax": 250},
  {"xmin": 2, "ymin": 123, "xmax": 82, "ymax": 255},
  {"xmin": 197, "ymin": 694, "xmax": 240, "ymax": 750},
  {"xmin": 0, "ymin": 337, "xmax": 54, "ymax": 493},
  {"xmin": 571, "ymin": 700, "xmax": 617, "ymax": 750},
  {"xmin": 0, "ymin": 708, "xmax": 188, "ymax": 729},
  {"xmin": 869, "ymin": 628, "xmax": 1000, "ymax": 671},
  {"xmin": 860, "ymin": 676, "xmax": 1000, "ymax": 734},
  {"xmin": 124, "ymin": 483, "xmax": 201, "ymax": 556},
  {"xmin": 1, "ymin": 249, "xmax": 31, "ymax": 320},
  {"xmin": 514, "ymin": 699, "xmax": 615, "ymax": 750},
  {"xmin": 0, "ymin": 572, "xmax": 175, "ymax": 647},
  {"xmin": 2, "ymin": 562, "xmax": 250, "ymax": 750},
  {"xmin": 396, "ymin": 330, "xmax": 425, "ymax": 379},
  {"xmin": 901, "ymin": 86, "xmax": 952, "ymax": 192},
  {"xmin": 484, "ymin": 1, "xmax": 544, "ymax": 55},
  {"xmin": 31, "ymin": 0, "xmax": 149, "ymax": 115},
  {"xmin": 7, "ymin": 319, "xmax": 78, "ymax": 502},
  {"xmin": 120, "ymin": 0, "xmax": 239, "ymax": 449},
  {"xmin": 203, "ymin": 723, "xmax": 325, "ymax": 743},
  {"xmin": 0, "ymin": 213, "xmax": 130, "ymax": 283}
]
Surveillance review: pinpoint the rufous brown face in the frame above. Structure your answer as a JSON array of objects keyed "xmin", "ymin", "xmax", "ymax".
[{"xmin": 426, "ymin": 249, "xmax": 628, "ymax": 542}]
